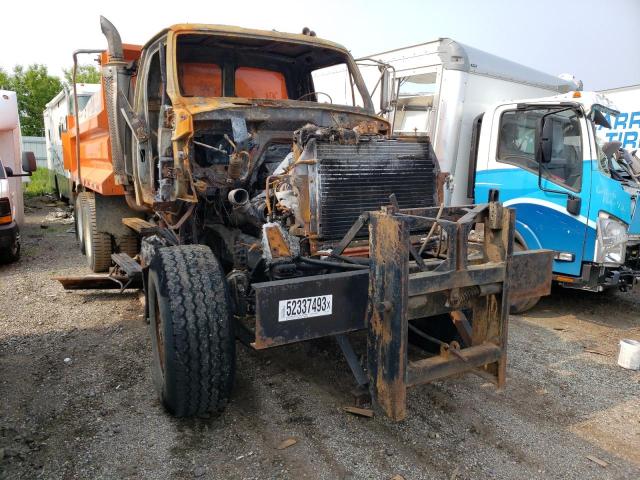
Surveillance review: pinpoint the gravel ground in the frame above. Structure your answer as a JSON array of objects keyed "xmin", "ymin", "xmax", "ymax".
[{"xmin": 1, "ymin": 197, "xmax": 639, "ymax": 480}]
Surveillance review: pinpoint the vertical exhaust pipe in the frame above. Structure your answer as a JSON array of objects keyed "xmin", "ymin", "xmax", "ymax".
[
  {"xmin": 100, "ymin": 16, "xmax": 124, "ymax": 62},
  {"xmin": 99, "ymin": 16, "xmax": 129, "ymax": 185}
]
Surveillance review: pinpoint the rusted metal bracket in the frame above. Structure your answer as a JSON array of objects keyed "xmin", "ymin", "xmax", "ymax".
[{"xmin": 367, "ymin": 202, "xmax": 553, "ymax": 421}]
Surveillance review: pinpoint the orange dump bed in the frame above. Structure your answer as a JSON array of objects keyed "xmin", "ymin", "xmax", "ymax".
[{"xmin": 61, "ymin": 45, "xmax": 141, "ymax": 195}]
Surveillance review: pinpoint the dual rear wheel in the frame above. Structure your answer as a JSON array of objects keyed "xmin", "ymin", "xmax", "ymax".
[
  {"xmin": 74, "ymin": 191, "xmax": 138, "ymax": 272},
  {"xmin": 75, "ymin": 192, "xmax": 111, "ymax": 272}
]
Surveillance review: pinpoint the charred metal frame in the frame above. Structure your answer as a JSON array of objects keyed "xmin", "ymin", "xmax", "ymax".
[{"xmin": 251, "ymin": 201, "xmax": 552, "ymax": 420}]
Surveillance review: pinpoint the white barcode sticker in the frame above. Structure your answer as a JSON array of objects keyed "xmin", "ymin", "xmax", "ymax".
[{"xmin": 278, "ymin": 295, "xmax": 333, "ymax": 322}]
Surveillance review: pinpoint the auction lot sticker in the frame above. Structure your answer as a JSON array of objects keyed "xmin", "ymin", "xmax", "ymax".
[{"xmin": 278, "ymin": 294, "xmax": 333, "ymax": 322}]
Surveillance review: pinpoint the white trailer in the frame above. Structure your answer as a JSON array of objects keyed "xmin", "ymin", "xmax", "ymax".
[
  {"xmin": 43, "ymin": 84, "xmax": 100, "ymax": 200},
  {"xmin": 0, "ymin": 91, "xmax": 24, "ymax": 226},
  {"xmin": 360, "ymin": 38, "xmax": 581, "ymax": 205},
  {"xmin": 597, "ymin": 84, "xmax": 640, "ymax": 151}
]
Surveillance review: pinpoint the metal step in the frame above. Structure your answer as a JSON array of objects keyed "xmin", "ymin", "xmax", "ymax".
[
  {"xmin": 111, "ymin": 253, "xmax": 142, "ymax": 279},
  {"xmin": 122, "ymin": 217, "xmax": 158, "ymax": 235},
  {"xmin": 54, "ymin": 274, "xmax": 141, "ymax": 290}
]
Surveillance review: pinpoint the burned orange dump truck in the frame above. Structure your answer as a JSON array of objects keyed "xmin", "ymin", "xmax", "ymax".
[
  {"xmin": 61, "ymin": 45, "xmax": 144, "ymax": 272},
  {"xmin": 56, "ymin": 17, "xmax": 553, "ymax": 421}
]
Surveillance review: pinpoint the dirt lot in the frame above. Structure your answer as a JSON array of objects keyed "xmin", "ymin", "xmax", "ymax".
[{"xmin": 1, "ymin": 198, "xmax": 639, "ymax": 480}]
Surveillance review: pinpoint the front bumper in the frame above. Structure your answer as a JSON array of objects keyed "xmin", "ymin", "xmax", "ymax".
[
  {"xmin": 0, "ymin": 221, "xmax": 18, "ymax": 250},
  {"xmin": 555, "ymin": 262, "xmax": 640, "ymax": 292}
]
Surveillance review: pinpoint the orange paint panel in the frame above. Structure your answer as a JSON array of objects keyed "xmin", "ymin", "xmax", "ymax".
[
  {"xmin": 235, "ymin": 67, "xmax": 288, "ymax": 99},
  {"xmin": 179, "ymin": 63, "xmax": 222, "ymax": 97},
  {"xmin": 80, "ymin": 165, "xmax": 124, "ymax": 195},
  {"xmin": 61, "ymin": 130, "xmax": 74, "ymax": 172}
]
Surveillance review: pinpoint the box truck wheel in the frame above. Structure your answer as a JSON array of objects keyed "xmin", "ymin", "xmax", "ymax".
[
  {"xmin": 147, "ymin": 245, "xmax": 235, "ymax": 417},
  {"xmin": 81, "ymin": 192, "xmax": 112, "ymax": 273},
  {"xmin": 74, "ymin": 193, "xmax": 87, "ymax": 255},
  {"xmin": 510, "ymin": 242, "xmax": 541, "ymax": 314}
]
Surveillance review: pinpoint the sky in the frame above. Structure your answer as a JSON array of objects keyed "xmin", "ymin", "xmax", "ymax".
[{"xmin": 1, "ymin": 0, "xmax": 638, "ymax": 91}]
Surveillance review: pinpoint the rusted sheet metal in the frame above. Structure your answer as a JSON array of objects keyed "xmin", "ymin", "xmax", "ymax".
[
  {"xmin": 252, "ymin": 270, "xmax": 368, "ymax": 349},
  {"xmin": 264, "ymin": 224, "xmax": 292, "ymax": 258},
  {"xmin": 122, "ymin": 217, "xmax": 159, "ymax": 236},
  {"xmin": 367, "ymin": 209, "xmax": 410, "ymax": 421},
  {"xmin": 509, "ymin": 250, "xmax": 554, "ymax": 301}
]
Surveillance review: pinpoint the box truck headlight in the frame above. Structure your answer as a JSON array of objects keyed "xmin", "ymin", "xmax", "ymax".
[
  {"xmin": 0, "ymin": 198, "xmax": 12, "ymax": 225},
  {"xmin": 596, "ymin": 213, "xmax": 628, "ymax": 265}
]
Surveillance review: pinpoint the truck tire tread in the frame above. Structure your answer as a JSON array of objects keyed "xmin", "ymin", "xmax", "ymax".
[
  {"xmin": 82, "ymin": 192, "xmax": 112, "ymax": 272},
  {"xmin": 150, "ymin": 244, "xmax": 235, "ymax": 417},
  {"xmin": 117, "ymin": 235, "xmax": 139, "ymax": 257}
]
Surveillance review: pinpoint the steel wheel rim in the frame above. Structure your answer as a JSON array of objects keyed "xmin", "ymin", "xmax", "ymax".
[
  {"xmin": 76, "ymin": 199, "xmax": 85, "ymax": 246},
  {"xmin": 83, "ymin": 211, "xmax": 92, "ymax": 262}
]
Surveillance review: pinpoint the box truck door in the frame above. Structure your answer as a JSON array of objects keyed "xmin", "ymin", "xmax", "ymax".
[{"xmin": 475, "ymin": 104, "xmax": 591, "ymax": 276}]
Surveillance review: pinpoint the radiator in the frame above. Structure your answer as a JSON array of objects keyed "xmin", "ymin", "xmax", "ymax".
[{"xmin": 315, "ymin": 139, "xmax": 437, "ymax": 240}]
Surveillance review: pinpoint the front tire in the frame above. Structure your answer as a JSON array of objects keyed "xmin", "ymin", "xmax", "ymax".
[{"xmin": 148, "ymin": 245, "xmax": 235, "ymax": 417}]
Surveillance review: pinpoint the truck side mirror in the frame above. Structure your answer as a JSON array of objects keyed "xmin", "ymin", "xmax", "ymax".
[
  {"xmin": 379, "ymin": 66, "xmax": 393, "ymax": 113},
  {"xmin": 5, "ymin": 166, "xmax": 13, "ymax": 177},
  {"xmin": 22, "ymin": 151, "xmax": 37, "ymax": 173}
]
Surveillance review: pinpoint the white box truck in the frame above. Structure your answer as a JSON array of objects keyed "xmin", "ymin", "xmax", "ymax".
[
  {"xmin": 0, "ymin": 90, "xmax": 37, "ymax": 263},
  {"xmin": 597, "ymin": 83, "xmax": 640, "ymax": 151},
  {"xmin": 360, "ymin": 39, "xmax": 640, "ymax": 308}
]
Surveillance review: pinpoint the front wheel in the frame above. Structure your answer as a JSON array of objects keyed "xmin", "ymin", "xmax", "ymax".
[{"xmin": 148, "ymin": 245, "xmax": 235, "ymax": 417}]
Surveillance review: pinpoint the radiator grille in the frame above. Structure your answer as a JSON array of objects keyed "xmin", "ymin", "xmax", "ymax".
[{"xmin": 316, "ymin": 140, "xmax": 436, "ymax": 240}]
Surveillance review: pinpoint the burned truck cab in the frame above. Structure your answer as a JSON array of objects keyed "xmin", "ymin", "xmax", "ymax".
[{"xmin": 103, "ymin": 22, "xmax": 438, "ymax": 277}]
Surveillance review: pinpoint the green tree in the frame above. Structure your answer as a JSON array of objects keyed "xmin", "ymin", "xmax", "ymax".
[
  {"xmin": 1, "ymin": 64, "xmax": 62, "ymax": 136},
  {"xmin": 0, "ymin": 68, "xmax": 10, "ymax": 89},
  {"xmin": 63, "ymin": 64, "xmax": 101, "ymax": 85}
]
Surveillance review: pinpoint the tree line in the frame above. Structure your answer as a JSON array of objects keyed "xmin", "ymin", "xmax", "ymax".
[{"xmin": 0, "ymin": 64, "xmax": 100, "ymax": 137}]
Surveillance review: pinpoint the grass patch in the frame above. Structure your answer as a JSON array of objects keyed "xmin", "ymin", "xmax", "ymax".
[{"xmin": 24, "ymin": 168, "xmax": 54, "ymax": 197}]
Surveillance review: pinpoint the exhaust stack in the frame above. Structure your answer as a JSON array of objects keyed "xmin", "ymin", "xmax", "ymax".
[
  {"xmin": 98, "ymin": 15, "xmax": 128, "ymax": 185},
  {"xmin": 100, "ymin": 16, "xmax": 124, "ymax": 62}
]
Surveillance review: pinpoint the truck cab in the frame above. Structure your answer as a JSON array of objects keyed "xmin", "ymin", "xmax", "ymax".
[{"xmin": 472, "ymin": 92, "xmax": 639, "ymax": 291}]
